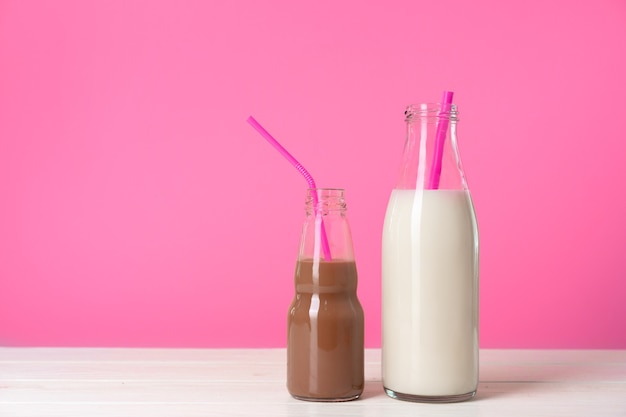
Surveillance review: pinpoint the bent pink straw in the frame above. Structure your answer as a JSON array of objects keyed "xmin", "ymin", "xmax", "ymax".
[
  {"xmin": 427, "ymin": 91, "xmax": 454, "ymax": 189},
  {"xmin": 246, "ymin": 116, "xmax": 332, "ymax": 261}
]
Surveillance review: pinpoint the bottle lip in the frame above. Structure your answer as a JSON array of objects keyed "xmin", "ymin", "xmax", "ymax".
[
  {"xmin": 307, "ymin": 187, "xmax": 345, "ymax": 192},
  {"xmin": 305, "ymin": 188, "xmax": 346, "ymax": 212},
  {"xmin": 405, "ymin": 103, "xmax": 458, "ymax": 121}
]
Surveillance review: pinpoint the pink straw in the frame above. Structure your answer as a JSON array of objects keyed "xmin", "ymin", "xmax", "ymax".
[
  {"xmin": 427, "ymin": 91, "xmax": 454, "ymax": 190},
  {"xmin": 246, "ymin": 116, "xmax": 332, "ymax": 261}
]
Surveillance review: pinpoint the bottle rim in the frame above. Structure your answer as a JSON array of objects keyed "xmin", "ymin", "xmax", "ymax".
[
  {"xmin": 405, "ymin": 103, "xmax": 458, "ymax": 121},
  {"xmin": 306, "ymin": 188, "xmax": 345, "ymax": 198},
  {"xmin": 305, "ymin": 188, "xmax": 346, "ymax": 212}
]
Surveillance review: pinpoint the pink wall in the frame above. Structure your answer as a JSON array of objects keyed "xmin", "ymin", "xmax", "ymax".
[{"xmin": 1, "ymin": 0, "xmax": 625, "ymax": 348}]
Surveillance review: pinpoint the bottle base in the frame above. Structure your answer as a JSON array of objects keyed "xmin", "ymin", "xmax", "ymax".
[
  {"xmin": 290, "ymin": 393, "xmax": 361, "ymax": 402},
  {"xmin": 384, "ymin": 387, "xmax": 476, "ymax": 403}
]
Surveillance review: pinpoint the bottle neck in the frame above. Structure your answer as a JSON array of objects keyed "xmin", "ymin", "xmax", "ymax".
[
  {"xmin": 299, "ymin": 188, "xmax": 354, "ymax": 261},
  {"xmin": 396, "ymin": 103, "xmax": 467, "ymax": 190},
  {"xmin": 305, "ymin": 188, "xmax": 346, "ymax": 217}
]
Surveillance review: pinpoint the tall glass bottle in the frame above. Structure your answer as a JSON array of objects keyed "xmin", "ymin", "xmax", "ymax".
[
  {"xmin": 287, "ymin": 188, "xmax": 364, "ymax": 402},
  {"xmin": 382, "ymin": 103, "xmax": 479, "ymax": 402}
]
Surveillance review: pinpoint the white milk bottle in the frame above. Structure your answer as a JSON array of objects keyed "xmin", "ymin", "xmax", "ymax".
[{"xmin": 382, "ymin": 94, "xmax": 479, "ymax": 402}]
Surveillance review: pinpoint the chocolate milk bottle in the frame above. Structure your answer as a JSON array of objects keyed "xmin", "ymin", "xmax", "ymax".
[{"xmin": 287, "ymin": 188, "xmax": 364, "ymax": 401}]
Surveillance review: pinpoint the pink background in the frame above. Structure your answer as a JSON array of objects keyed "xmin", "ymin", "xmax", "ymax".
[{"xmin": 1, "ymin": 0, "xmax": 625, "ymax": 348}]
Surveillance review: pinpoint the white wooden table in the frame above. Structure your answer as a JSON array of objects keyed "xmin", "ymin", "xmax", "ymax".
[{"xmin": 1, "ymin": 348, "xmax": 625, "ymax": 416}]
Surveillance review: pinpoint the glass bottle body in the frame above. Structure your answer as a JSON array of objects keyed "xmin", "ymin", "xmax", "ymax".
[
  {"xmin": 287, "ymin": 188, "xmax": 364, "ymax": 402},
  {"xmin": 382, "ymin": 104, "xmax": 479, "ymax": 402}
]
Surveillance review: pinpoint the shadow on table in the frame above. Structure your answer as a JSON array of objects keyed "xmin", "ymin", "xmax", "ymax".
[{"xmin": 361, "ymin": 379, "xmax": 388, "ymax": 400}]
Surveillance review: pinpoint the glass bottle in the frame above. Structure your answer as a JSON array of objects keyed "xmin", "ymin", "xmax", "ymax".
[
  {"xmin": 287, "ymin": 188, "xmax": 364, "ymax": 401},
  {"xmin": 382, "ymin": 103, "xmax": 479, "ymax": 402}
]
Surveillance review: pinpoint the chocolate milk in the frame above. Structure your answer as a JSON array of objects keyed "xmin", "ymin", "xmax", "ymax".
[{"xmin": 287, "ymin": 258, "xmax": 364, "ymax": 401}]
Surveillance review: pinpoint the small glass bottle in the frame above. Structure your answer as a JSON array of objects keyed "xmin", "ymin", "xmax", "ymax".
[
  {"xmin": 287, "ymin": 188, "xmax": 364, "ymax": 401},
  {"xmin": 382, "ymin": 103, "xmax": 479, "ymax": 402}
]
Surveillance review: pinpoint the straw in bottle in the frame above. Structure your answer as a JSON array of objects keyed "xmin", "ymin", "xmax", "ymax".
[
  {"xmin": 246, "ymin": 116, "xmax": 332, "ymax": 261},
  {"xmin": 427, "ymin": 91, "xmax": 454, "ymax": 190}
]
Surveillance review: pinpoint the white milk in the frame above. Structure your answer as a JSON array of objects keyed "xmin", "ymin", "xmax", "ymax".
[{"xmin": 382, "ymin": 189, "xmax": 479, "ymax": 399}]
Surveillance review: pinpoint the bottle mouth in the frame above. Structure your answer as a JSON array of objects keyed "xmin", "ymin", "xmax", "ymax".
[
  {"xmin": 305, "ymin": 188, "xmax": 346, "ymax": 213},
  {"xmin": 405, "ymin": 103, "xmax": 458, "ymax": 122},
  {"xmin": 307, "ymin": 188, "xmax": 345, "ymax": 199}
]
